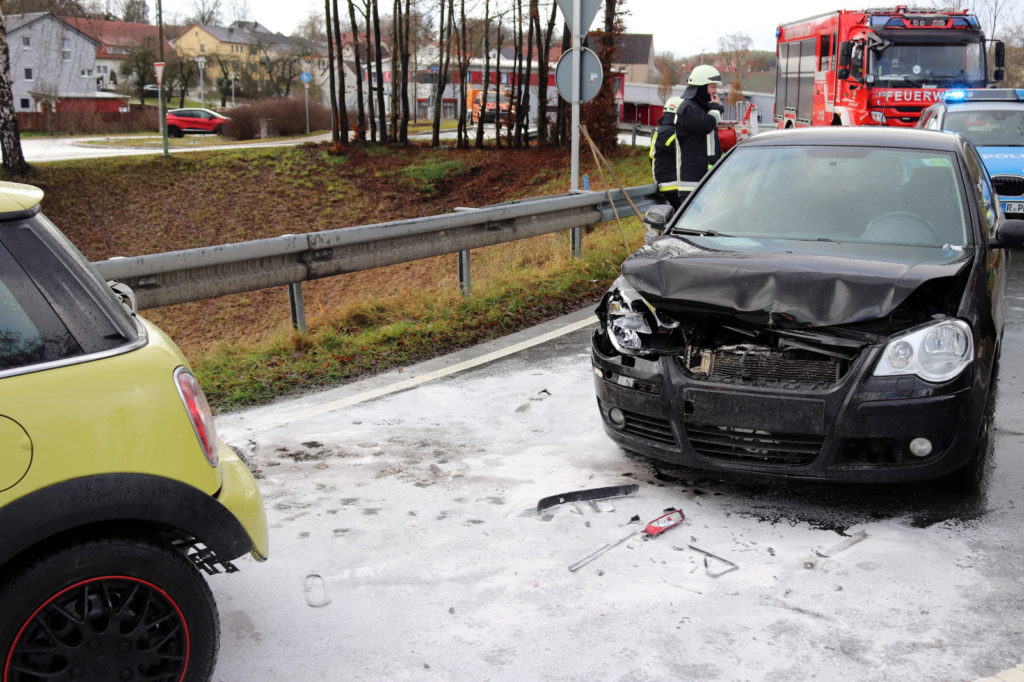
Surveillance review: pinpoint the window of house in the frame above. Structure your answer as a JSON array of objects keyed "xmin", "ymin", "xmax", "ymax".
[
  {"xmin": 19, "ymin": 99, "xmax": 29, "ymax": 109},
  {"xmin": 80, "ymin": 68, "xmax": 93, "ymax": 77},
  {"xmin": 21, "ymin": 36, "xmax": 30, "ymax": 49},
  {"xmin": 200, "ymin": 43, "xmax": 205, "ymax": 52},
  {"xmin": 61, "ymin": 38, "xmax": 71, "ymax": 61},
  {"xmin": 24, "ymin": 68, "xmax": 32, "ymax": 81}
]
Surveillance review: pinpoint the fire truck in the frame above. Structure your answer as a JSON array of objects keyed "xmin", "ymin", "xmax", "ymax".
[{"xmin": 775, "ymin": 6, "xmax": 1005, "ymax": 128}]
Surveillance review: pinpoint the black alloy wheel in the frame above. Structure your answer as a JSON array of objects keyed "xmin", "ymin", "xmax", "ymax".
[{"xmin": 1, "ymin": 536, "xmax": 219, "ymax": 682}]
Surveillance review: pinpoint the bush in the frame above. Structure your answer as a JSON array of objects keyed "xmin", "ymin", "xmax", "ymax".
[{"xmin": 225, "ymin": 97, "xmax": 333, "ymax": 140}]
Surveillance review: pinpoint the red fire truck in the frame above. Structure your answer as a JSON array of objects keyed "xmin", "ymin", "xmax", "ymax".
[{"xmin": 775, "ymin": 6, "xmax": 1005, "ymax": 128}]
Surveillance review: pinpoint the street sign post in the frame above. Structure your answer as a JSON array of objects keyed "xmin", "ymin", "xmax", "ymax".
[
  {"xmin": 154, "ymin": 61, "xmax": 167, "ymax": 156},
  {"xmin": 557, "ymin": 0, "xmax": 603, "ymax": 257},
  {"xmin": 301, "ymin": 72, "xmax": 311, "ymax": 134}
]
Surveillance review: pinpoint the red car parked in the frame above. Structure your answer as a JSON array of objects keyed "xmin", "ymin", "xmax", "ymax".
[{"xmin": 166, "ymin": 108, "xmax": 230, "ymax": 137}]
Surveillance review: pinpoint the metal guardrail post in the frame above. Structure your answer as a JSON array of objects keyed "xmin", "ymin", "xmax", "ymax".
[
  {"xmin": 571, "ymin": 227, "xmax": 582, "ymax": 257},
  {"xmin": 288, "ymin": 282, "xmax": 306, "ymax": 333},
  {"xmin": 458, "ymin": 250, "xmax": 471, "ymax": 295}
]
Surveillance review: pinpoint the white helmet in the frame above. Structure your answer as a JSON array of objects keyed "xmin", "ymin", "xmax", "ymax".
[
  {"xmin": 688, "ymin": 64, "xmax": 723, "ymax": 86},
  {"xmin": 663, "ymin": 96, "xmax": 683, "ymax": 114}
]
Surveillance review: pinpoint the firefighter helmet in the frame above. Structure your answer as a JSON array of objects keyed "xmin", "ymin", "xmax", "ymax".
[
  {"xmin": 687, "ymin": 65, "xmax": 723, "ymax": 86},
  {"xmin": 663, "ymin": 96, "xmax": 683, "ymax": 114}
]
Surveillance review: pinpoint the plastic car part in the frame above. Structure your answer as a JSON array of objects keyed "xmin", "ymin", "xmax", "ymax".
[
  {"xmin": 536, "ymin": 483, "xmax": 639, "ymax": 514},
  {"xmin": 814, "ymin": 530, "xmax": 868, "ymax": 558},
  {"xmin": 643, "ymin": 508, "xmax": 685, "ymax": 537},
  {"xmin": 568, "ymin": 530, "xmax": 638, "ymax": 573}
]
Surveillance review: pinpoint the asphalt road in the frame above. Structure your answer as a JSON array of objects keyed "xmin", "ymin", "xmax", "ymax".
[{"xmin": 206, "ymin": 256, "xmax": 1024, "ymax": 681}]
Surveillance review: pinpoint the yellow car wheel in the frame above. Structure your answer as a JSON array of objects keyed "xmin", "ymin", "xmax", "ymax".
[{"xmin": 1, "ymin": 535, "xmax": 219, "ymax": 682}]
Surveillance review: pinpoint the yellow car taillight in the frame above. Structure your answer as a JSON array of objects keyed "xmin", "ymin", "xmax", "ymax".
[{"xmin": 174, "ymin": 367, "xmax": 219, "ymax": 466}]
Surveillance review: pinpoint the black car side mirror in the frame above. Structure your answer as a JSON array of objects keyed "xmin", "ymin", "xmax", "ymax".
[
  {"xmin": 989, "ymin": 218, "xmax": 1024, "ymax": 249},
  {"xmin": 643, "ymin": 204, "xmax": 675, "ymax": 232}
]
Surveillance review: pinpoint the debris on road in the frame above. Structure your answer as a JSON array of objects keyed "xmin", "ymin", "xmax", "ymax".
[
  {"xmin": 687, "ymin": 544, "xmax": 739, "ymax": 578},
  {"xmin": 536, "ymin": 483, "xmax": 639, "ymax": 514},
  {"xmin": 643, "ymin": 508, "xmax": 685, "ymax": 537},
  {"xmin": 815, "ymin": 530, "xmax": 868, "ymax": 558},
  {"xmin": 568, "ymin": 507, "xmax": 685, "ymax": 572},
  {"xmin": 568, "ymin": 530, "xmax": 638, "ymax": 572},
  {"xmin": 303, "ymin": 573, "xmax": 331, "ymax": 607}
]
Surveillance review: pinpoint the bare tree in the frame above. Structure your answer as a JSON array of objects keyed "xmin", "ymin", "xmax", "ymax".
[
  {"xmin": 190, "ymin": 0, "xmax": 222, "ymax": 25},
  {"xmin": 119, "ymin": 0, "xmax": 149, "ymax": 23},
  {"xmin": 474, "ymin": 0, "xmax": 491, "ymax": 148},
  {"xmin": 371, "ymin": 0, "xmax": 387, "ymax": 141},
  {"xmin": 0, "ymin": 15, "xmax": 28, "ymax": 175},
  {"xmin": 429, "ymin": 0, "xmax": 451, "ymax": 146},
  {"xmin": 225, "ymin": 0, "xmax": 250, "ymax": 24},
  {"xmin": 296, "ymin": 12, "xmax": 326, "ymax": 41},
  {"xmin": 347, "ymin": 0, "xmax": 367, "ymax": 142},
  {"xmin": 325, "ymin": 0, "xmax": 341, "ymax": 145},
  {"xmin": 331, "ymin": 0, "xmax": 349, "ymax": 145}
]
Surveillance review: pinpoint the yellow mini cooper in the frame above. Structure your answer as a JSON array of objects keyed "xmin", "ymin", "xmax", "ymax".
[{"xmin": 0, "ymin": 181, "xmax": 268, "ymax": 681}]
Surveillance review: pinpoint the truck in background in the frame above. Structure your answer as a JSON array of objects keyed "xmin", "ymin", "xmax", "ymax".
[
  {"xmin": 468, "ymin": 86, "xmax": 515, "ymax": 125},
  {"xmin": 775, "ymin": 6, "xmax": 1005, "ymax": 128}
]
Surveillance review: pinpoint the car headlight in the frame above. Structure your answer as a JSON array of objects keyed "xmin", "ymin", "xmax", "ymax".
[
  {"xmin": 602, "ymin": 277, "xmax": 678, "ymax": 357},
  {"xmin": 870, "ymin": 111, "xmax": 886, "ymax": 124},
  {"xmin": 874, "ymin": 319, "xmax": 973, "ymax": 382}
]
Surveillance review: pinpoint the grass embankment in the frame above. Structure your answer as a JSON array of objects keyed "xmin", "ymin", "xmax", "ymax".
[{"xmin": 16, "ymin": 141, "xmax": 650, "ymax": 411}]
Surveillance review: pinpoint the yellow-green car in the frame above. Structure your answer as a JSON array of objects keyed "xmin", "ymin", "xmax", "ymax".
[{"xmin": 0, "ymin": 181, "xmax": 268, "ymax": 681}]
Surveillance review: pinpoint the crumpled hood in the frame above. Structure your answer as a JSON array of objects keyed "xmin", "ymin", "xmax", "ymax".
[{"xmin": 621, "ymin": 236, "xmax": 972, "ymax": 327}]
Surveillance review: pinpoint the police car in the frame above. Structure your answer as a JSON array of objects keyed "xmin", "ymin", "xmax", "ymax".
[{"xmin": 918, "ymin": 89, "xmax": 1024, "ymax": 218}]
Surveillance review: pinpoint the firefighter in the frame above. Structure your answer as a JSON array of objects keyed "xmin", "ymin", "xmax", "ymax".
[
  {"xmin": 677, "ymin": 64, "xmax": 725, "ymax": 181},
  {"xmin": 649, "ymin": 96, "xmax": 685, "ymax": 208}
]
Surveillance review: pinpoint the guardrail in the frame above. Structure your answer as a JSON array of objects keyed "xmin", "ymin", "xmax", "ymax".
[{"xmin": 93, "ymin": 183, "xmax": 664, "ymax": 328}]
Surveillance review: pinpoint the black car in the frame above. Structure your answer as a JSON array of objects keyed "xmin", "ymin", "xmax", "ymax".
[{"xmin": 592, "ymin": 127, "xmax": 1024, "ymax": 485}]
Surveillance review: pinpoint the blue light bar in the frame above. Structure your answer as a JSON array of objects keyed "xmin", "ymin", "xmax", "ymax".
[{"xmin": 944, "ymin": 90, "xmax": 967, "ymax": 101}]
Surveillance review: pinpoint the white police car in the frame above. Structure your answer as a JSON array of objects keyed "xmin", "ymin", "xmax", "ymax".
[{"xmin": 919, "ymin": 89, "xmax": 1024, "ymax": 218}]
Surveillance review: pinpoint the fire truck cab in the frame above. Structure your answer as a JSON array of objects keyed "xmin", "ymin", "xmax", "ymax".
[{"xmin": 775, "ymin": 6, "xmax": 1004, "ymax": 129}]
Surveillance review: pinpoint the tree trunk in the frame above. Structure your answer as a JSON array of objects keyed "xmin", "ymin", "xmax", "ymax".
[
  {"xmin": 0, "ymin": 17, "xmax": 29, "ymax": 176},
  {"xmin": 535, "ymin": 0, "xmax": 556, "ymax": 145},
  {"xmin": 332, "ymin": 0, "xmax": 350, "ymax": 145},
  {"xmin": 363, "ymin": 1, "xmax": 377, "ymax": 142},
  {"xmin": 400, "ymin": 0, "xmax": 411, "ymax": 143},
  {"xmin": 347, "ymin": 0, "xmax": 367, "ymax": 142},
  {"xmin": 390, "ymin": 0, "xmax": 401, "ymax": 139},
  {"xmin": 554, "ymin": 23, "xmax": 570, "ymax": 147},
  {"xmin": 325, "ymin": 0, "xmax": 341, "ymax": 146},
  {"xmin": 430, "ymin": 0, "xmax": 448, "ymax": 146},
  {"xmin": 372, "ymin": 0, "xmax": 387, "ymax": 142},
  {"xmin": 474, "ymin": 0, "xmax": 490, "ymax": 149}
]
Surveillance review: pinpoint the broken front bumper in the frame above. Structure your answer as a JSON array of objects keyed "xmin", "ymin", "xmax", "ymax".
[{"xmin": 590, "ymin": 330, "xmax": 986, "ymax": 483}]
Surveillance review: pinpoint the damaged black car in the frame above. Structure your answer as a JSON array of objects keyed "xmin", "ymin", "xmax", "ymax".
[{"xmin": 592, "ymin": 127, "xmax": 1024, "ymax": 485}]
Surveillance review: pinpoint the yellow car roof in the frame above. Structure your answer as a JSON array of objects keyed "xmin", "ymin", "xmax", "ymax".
[{"xmin": 0, "ymin": 181, "xmax": 43, "ymax": 215}]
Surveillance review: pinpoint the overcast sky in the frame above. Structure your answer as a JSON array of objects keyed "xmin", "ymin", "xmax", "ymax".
[{"xmin": 149, "ymin": 0, "xmax": 916, "ymax": 54}]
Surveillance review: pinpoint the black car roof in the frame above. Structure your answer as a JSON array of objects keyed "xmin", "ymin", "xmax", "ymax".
[{"xmin": 743, "ymin": 126, "xmax": 962, "ymax": 153}]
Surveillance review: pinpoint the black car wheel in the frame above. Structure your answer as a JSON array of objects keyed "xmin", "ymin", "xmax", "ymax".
[
  {"xmin": 214, "ymin": 125, "xmax": 225, "ymax": 136},
  {"xmin": 0, "ymin": 536, "xmax": 219, "ymax": 682},
  {"xmin": 167, "ymin": 125, "xmax": 183, "ymax": 138}
]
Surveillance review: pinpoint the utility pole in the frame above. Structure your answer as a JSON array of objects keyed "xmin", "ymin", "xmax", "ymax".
[{"xmin": 157, "ymin": 0, "xmax": 168, "ymax": 157}]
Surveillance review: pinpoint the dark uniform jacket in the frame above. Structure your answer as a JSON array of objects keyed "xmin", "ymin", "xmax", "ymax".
[{"xmin": 676, "ymin": 93, "xmax": 723, "ymax": 182}]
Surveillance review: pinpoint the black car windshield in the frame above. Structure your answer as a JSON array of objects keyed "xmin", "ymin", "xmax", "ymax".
[
  {"xmin": 943, "ymin": 108, "xmax": 1024, "ymax": 147},
  {"xmin": 671, "ymin": 145, "xmax": 969, "ymax": 247}
]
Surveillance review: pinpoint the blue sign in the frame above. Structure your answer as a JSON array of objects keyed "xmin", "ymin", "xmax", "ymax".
[{"xmin": 300, "ymin": 72, "xmax": 312, "ymax": 83}]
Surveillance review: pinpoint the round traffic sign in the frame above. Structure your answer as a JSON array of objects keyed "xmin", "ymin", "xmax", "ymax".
[
  {"xmin": 555, "ymin": 47, "xmax": 603, "ymax": 104},
  {"xmin": 300, "ymin": 72, "xmax": 312, "ymax": 84}
]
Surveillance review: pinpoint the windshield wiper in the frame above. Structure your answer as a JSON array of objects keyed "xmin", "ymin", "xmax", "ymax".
[{"xmin": 671, "ymin": 226, "xmax": 729, "ymax": 237}]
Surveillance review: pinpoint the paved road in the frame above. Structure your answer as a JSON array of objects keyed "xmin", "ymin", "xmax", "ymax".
[
  {"xmin": 206, "ymin": 256, "xmax": 1024, "ymax": 681},
  {"xmin": 18, "ymin": 133, "xmax": 334, "ymax": 163}
]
